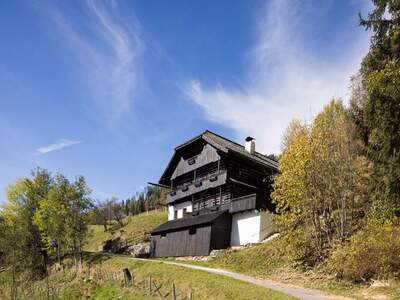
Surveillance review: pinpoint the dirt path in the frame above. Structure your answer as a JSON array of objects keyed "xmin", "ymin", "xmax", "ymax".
[{"xmin": 123, "ymin": 256, "xmax": 352, "ymax": 300}]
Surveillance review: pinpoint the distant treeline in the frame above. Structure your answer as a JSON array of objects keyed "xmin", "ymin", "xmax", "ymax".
[{"xmin": 123, "ymin": 186, "xmax": 167, "ymax": 215}]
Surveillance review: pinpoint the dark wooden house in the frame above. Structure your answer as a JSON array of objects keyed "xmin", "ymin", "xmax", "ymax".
[{"xmin": 150, "ymin": 130, "xmax": 278, "ymax": 257}]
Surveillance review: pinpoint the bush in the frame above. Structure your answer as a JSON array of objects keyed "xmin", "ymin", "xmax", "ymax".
[
  {"xmin": 102, "ymin": 237, "xmax": 124, "ymax": 253},
  {"xmin": 328, "ymin": 220, "xmax": 400, "ymax": 282}
]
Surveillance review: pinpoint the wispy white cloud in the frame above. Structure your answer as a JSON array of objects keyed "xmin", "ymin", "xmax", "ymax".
[
  {"xmin": 36, "ymin": 139, "xmax": 81, "ymax": 155},
  {"xmin": 185, "ymin": 0, "xmax": 371, "ymax": 154},
  {"xmin": 47, "ymin": 0, "xmax": 144, "ymax": 120}
]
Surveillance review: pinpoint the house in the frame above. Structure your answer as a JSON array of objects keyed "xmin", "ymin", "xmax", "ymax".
[{"xmin": 150, "ymin": 130, "xmax": 278, "ymax": 257}]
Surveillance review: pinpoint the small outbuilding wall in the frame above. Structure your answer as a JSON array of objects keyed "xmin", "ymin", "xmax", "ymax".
[
  {"xmin": 230, "ymin": 210, "xmax": 261, "ymax": 246},
  {"xmin": 151, "ymin": 225, "xmax": 212, "ymax": 257},
  {"xmin": 151, "ymin": 211, "xmax": 232, "ymax": 257},
  {"xmin": 230, "ymin": 210, "xmax": 276, "ymax": 246}
]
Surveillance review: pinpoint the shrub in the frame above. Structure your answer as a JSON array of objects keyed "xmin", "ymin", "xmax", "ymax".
[
  {"xmin": 102, "ymin": 237, "xmax": 123, "ymax": 253},
  {"xmin": 328, "ymin": 220, "xmax": 400, "ymax": 282}
]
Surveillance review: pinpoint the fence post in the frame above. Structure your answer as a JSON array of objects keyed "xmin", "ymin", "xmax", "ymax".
[
  {"xmin": 172, "ymin": 283, "xmax": 176, "ymax": 300},
  {"xmin": 122, "ymin": 268, "xmax": 132, "ymax": 285},
  {"xmin": 149, "ymin": 275, "xmax": 152, "ymax": 295}
]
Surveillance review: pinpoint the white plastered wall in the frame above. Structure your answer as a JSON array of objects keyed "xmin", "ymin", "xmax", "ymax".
[
  {"xmin": 230, "ymin": 210, "xmax": 275, "ymax": 246},
  {"xmin": 230, "ymin": 210, "xmax": 261, "ymax": 246},
  {"xmin": 168, "ymin": 201, "xmax": 192, "ymax": 220}
]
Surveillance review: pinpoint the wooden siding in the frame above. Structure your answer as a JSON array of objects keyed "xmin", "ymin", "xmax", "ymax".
[
  {"xmin": 167, "ymin": 171, "xmax": 227, "ymax": 204},
  {"xmin": 228, "ymin": 193, "xmax": 258, "ymax": 213},
  {"xmin": 171, "ymin": 144, "xmax": 220, "ymax": 180},
  {"xmin": 192, "ymin": 185, "xmax": 232, "ymax": 211},
  {"xmin": 210, "ymin": 213, "xmax": 232, "ymax": 250},
  {"xmin": 151, "ymin": 225, "xmax": 211, "ymax": 257},
  {"xmin": 192, "ymin": 193, "xmax": 259, "ymax": 215},
  {"xmin": 151, "ymin": 212, "xmax": 232, "ymax": 257}
]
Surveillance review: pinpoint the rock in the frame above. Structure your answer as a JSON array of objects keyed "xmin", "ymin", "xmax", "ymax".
[
  {"xmin": 261, "ymin": 233, "xmax": 280, "ymax": 243},
  {"xmin": 127, "ymin": 242, "xmax": 151, "ymax": 258},
  {"xmin": 209, "ymin": 249, "xmax": 225, "ymax": 258}
]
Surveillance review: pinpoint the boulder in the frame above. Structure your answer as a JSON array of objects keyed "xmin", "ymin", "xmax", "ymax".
[{"xmin": 127, "ymin": 242, "xmax": 151, "ymax": 258}]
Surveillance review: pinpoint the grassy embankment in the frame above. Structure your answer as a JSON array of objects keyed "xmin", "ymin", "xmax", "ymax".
[
  {"xmin": 0, "ymin": 254, "xmax": 293, "ymax": 300},
  {"xmin": 169, "ymin": 240, "xmax": 400, "ymax": 299},
  {"xmin": 85, "ymin": 210, "xmax": 168, "ymax": 252}
]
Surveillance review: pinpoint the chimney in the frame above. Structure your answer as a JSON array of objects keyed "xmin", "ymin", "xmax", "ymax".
[{"xmin": 245, "ymin": 136, "xmax": 255, "ymax": 154}]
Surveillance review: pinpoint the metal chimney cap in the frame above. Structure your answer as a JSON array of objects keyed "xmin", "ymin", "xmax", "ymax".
[{"xmin": 245, "ymin": 136, "xmax": 255, "ymax": 142}]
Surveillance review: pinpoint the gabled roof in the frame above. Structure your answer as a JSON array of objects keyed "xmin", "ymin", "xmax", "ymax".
[
  {"xmin": 159, "ymin": 130, "xmax": 278, "ymax": 184},
  {"xmin": 151, "ymin": 210, "xmax": 227, "ymax": 234},
  {"xmin": 201, "ymin": 131, "xmax": 278, "ymax": 169}
]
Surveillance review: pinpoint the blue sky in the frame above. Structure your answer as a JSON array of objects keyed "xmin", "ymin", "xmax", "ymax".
[{"xmin": 0, "ymin": 0, "xmax": 371, "ymax": 201}]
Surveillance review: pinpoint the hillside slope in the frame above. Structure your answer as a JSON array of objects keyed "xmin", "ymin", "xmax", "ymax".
[
  {"xmin": 85, "ymin": 210, "xmax": 167, "ymax": 252},
  {"xmin": 0, "ymin": 254, "xmax": 293, "ymax": 300},
  {"xmin": 85, "ymin": 211, "xmax": 399, "ymax": 299},
  {"xmin": 174, "ymin": 241, "xmax": 400, "ymax": 299}
]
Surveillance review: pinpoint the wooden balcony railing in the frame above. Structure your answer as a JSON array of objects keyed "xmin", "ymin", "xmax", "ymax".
[{"xmin": 167, "ymin": 171, "xmax": 227, "ymax": 204}]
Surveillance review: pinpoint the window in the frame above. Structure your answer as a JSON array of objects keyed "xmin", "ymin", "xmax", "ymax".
[
  {"xmin": 161, "ymin": 233, "xmax": 167, "ymax": 239},
  {"xmin": 189, "ymin": 228, "xmax": 196, "ymax": 235},
  {"xmin": 183, "ymin": 208, "xmax": 187, "ymax": 214},
  {"xmin": 209, "ymin": 175, "xmax": 218, "ymax": 182},
  {"xmin": 174, "ymin": 210, "xmax": 178, "ymax": 219}
]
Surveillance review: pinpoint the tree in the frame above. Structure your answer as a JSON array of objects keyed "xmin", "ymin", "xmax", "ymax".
[
  {"xmin": 93, "ymin": 200, "xmax": 110, "ymax": 231},
  {"xmin": 0, "ymin": 206, "xmax": 29, "ymax": 299},
  {"xmin": 351, "ymin": 1, "xmax": 400, "ymax": 219},
  {"xmin": 2, "ymin": 169, "xmax": 52, "ymax": 278},
  {"xmin": 109, "ymin": 197, "xmax": 125, "ymax": 227},
  {"xmin": 64, "ymin": 176, "xmax": 93, "ymax": 266},
  {"xmin": 33, "ymin": 174, "xmax": 69, "ymax": 265},
  {"xmin": 273, "ymin": 101, "xmax": 370, "ymax": 264}
]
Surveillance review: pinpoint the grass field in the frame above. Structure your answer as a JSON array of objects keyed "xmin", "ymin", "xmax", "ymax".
[
  {"xmin": 0, "ymin": 254, "xmax": 294, "ymax": 300},
  {"xmin": 85, "ymin": 210, "xmax": 168, "ymax": 251}
]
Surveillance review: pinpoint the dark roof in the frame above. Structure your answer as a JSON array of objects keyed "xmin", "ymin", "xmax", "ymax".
[
  {"xmin": 151, "ymin": 210, "xmax": 227, "ymax": 234},
  {"xmin": 201, "ymin": 131, "xmax": 278, "ymax": 169},
  {"xmin": 159, "ymin": 130, "xmax": 278, "ymax": 184}
]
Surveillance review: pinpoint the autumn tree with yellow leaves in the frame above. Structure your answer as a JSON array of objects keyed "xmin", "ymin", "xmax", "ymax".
[{"xmin": 273, "ymin": 100, "xmax": 371, "ymax": 264}]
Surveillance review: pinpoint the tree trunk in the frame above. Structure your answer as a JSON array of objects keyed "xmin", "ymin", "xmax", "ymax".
[
  {"xmin": 56, "ymin": 238, "xmax": 62, "ymax": 266},
  {"xmin": 103, "ymin": 220, "xmax": 108, "ymax": 232}
]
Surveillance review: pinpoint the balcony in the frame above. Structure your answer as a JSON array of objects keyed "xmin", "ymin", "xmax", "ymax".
[
  {"xmin": 227, "ymin": 193, "xmax": 258, "ymax": 213},
  {"xmin": 167, "ymin": 171, "xmax": 227, "ymax": 204}
]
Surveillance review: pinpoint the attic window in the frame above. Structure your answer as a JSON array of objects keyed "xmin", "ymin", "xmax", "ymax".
[
  {"xmin": 209, "ymin": 175, "xmax": 218, "ymax": 182},
  {"xmin": 189, "ymin": 228, "xmax": 196, "ymax": 235},
  {"xmin": 188, "ymin": 157, "xmax": 196, "ymax": 165}
]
